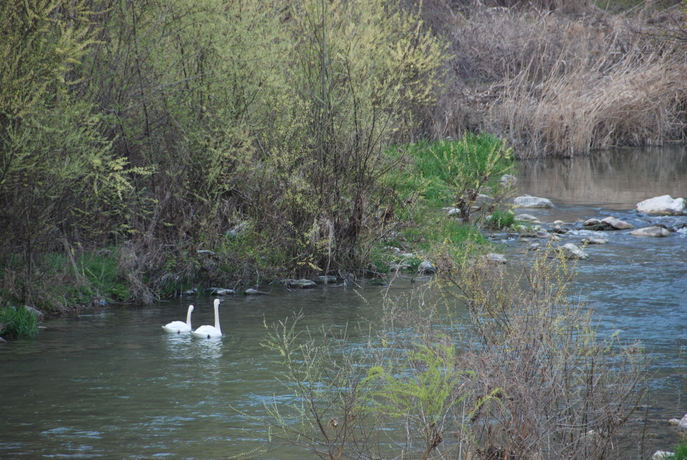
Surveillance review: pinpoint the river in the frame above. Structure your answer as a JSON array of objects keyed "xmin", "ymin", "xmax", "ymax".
[{"xmin": 1, "ymin": 146, "xmax": 686, "ymax": 459}]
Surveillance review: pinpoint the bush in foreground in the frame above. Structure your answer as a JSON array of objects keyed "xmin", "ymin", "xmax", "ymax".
[{"xmin": 258, "ymin": 248, "xmax": 647, "ymax": 459}]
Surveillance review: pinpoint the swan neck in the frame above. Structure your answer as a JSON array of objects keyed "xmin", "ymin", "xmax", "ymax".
[{"xmin": 213, "ymin": 302, "xmax": 221, "ymax": 333}]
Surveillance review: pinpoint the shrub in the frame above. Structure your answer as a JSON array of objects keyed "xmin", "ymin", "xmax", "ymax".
[
  {"xmin": 0, "ymin": 306, "xmax": 39, "ymax": 339},
  {"xmin": 259, "ymin": 248, "xmax": 647, "ymax": 459}
]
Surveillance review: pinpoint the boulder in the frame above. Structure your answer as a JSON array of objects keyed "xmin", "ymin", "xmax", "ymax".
[
  {"xmin": 678, "ymin": 413, "xmax": 687, "ymax": 432},
  {"xmin": 516, "ymin": 213, "xmax": 540, "ymax": 223},
  {"xmin": 485, "ymin": 253, "xmax": 507, "ymax": 264},
  {"xmin": 500, "ymin": 174, "xmax": 517, "ymax": 186},
  {"xmin": 581, "ymin": 236, "xmax": 608, "ymax": 245},
  {"xmin": 417, "ymin": 261, "xmax": 437, "ymax": 275},
  {"xmin": 245, "ymin": 288, "xmax": 269, "ymax": 295},
  {"xmin": 535, "ymin": 230, "xmax": 559, "ymax": 241},
  {"xmin": 601, "ymin": 216, "xmax": 634, "ymax": 230},
  {"xmin": 630, "ymin": 226, "xmax": 670, "ymax": 237},
  {"xmin": 207, "ymin": 287, "xmax": 236, "ymax": 295},
  {"xmin": 286, "ymin": 279, "xmax": 317, "ymax": 289},
  {"xmin": 583, "ymin": 218, "xmax": 606, "ymax": 231},
  {"xmin": 637, "ymin": 195, "xmax": 687, "ymax": 215},
  {"xmin": 558, "ymin": 243, "xmax": 589, "ymax": 260},
  {"xmin": 315, "ymin": 275, "xmax": 338, "ymax": 284},
  {"xmin": 513, "ymin": 195, "xmax": 554, "ymax": 208}
]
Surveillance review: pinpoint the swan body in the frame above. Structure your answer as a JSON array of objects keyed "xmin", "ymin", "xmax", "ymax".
[
  {"xmin": 192, "ymin": 299, "xmax": 222, "ymax": 339},
  {"xmin": 162, "ymin": 305, "xmax": 194, "ymax": 334}
]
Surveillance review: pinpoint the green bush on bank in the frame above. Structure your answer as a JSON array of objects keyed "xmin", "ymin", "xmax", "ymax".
[
  {"xmin": 0, "ymin": 306, "xmax": 39, "ymax": 339},
  {"xmin": 370, "ymin": 133, "xmax": 514, "ymax": 274}
]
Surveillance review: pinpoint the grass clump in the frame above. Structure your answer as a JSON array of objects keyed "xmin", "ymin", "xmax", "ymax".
[
  {"xmin": 674, "ymin": 441, "xmax": 687, "ymax": 460},
  {"xmin": 373, "ymin": 133, "xmax": 514, "ymax": 274},
  {"xmin": 0, "ymin": 306, "xmax": 39, "ymax": 339}
]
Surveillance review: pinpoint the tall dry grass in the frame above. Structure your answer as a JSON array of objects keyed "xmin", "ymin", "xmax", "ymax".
[{"xmin": 422, "ymin": 1, "xmax": 687, "ymax": 157}]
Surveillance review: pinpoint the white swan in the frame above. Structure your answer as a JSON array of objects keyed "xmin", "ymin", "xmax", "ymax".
[
  {"xmin": 192, "ymin": 299, "xmax": 222, "ymax": 338},
  {"xmin": 162, "ymin": 305, "xmax": 194, "ymax": 334}
]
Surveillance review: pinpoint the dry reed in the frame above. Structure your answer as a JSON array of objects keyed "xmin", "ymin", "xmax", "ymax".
[{"xmin": 422, "ymin": 1, "xmax": 687, "ymax": 157}]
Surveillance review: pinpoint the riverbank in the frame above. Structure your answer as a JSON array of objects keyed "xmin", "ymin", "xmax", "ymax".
[{"xmin": 2, "ymin": 0, "xmax": 686, "ymax": 316}]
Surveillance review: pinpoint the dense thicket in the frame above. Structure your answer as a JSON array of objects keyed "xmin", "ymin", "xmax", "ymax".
[
  {"xmin": 1, "ymin": 0, "xmax": 686, "ymax": 308},
  {"xmin": 0, "ymin": 0, "xmax": 446, "ymax": 307}
]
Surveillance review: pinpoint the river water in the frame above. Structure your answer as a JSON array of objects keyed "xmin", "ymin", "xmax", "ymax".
[{"xmin": 1, "ymin": 146, "xmax": 686, "ymax": 459}]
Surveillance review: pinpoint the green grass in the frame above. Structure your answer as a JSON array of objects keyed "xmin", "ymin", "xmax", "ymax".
[
  {"xmin": 486, "ymin": 209, "xmax": 517, "ymax": 230},
  {"xmin": 0, "ymin": 306, "xmax": 39, "ymax": 339},
  {"xmin": 375, "ymin": 133, "xmax": 513, "ymax": 273},
  {"xmin": 385, "ymin": 133, "xmax": 514, "ymax": 208},
  {"xmin": 675, "ymin": 441, "xmax": 687, "ymax": 460}
]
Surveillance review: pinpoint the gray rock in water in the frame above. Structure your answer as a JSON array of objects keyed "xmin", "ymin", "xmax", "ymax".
[
  {"xmin": 583, "ymin": 218, "xmax": 607, "ymax": 231},
  {"xmin": 637, "ymin": 195, "xmax": 687, "ymax": 215},
  {"xmin": 678, "ymin": 413, "xmax": 687, "ymax": 432},
  {"xmin": 558, "ymin": 243, "xmax": 589, "ymax": 260},
  {"xmin": 286, "ymin": 279, "xmax": 317, "ymax": 289},
  {"xmin": 601, "ymin": 216, "xmax": 634, "ymax": 230},
  {"xmin": 513, "ymin": 195, "xmax": 554, "ymax": 208},
  {"xmin": 207, "ymin": 287, "xmax": 236, "ymax": 295},
  {"xmin": 417, "ymin": 261, "xmax": 436, "ymax": 275},
  {"xmin": 315, "ymin": 275, "xmax": 338, "ymax": 284},
  {"xmin": 516, "ymin": 213, "xmax": 540, "ymax": 223},
  {"xmin": 630, "ymin": 226, "xmax": 670, "ymax": 237},
  {"xmin": 485, "ymin": 253, "xmax": 507, "ymax": 264},
  {"xmin": 245, "ymin": 288, "xmax": 269, "ymax": 295},
  {"xmin": 581, "ymin": 236, "xmax": 608, "ymax": 245},
  {"xmin": 500, "ymin": 174, "xmax": 517, "ymax": 186}
]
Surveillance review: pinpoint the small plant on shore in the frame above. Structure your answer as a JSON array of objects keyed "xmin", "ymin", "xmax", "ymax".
[
  {"xmin": 0, "ymin": 306, "xmax": 39, "ymax": 339},
  {"xmin": 675, "ymin": 441, "xmax": 687, "ymax": 460},
  {"xmin": 485, "ymin": 209, "xmax": 516, "ymax": 230}
]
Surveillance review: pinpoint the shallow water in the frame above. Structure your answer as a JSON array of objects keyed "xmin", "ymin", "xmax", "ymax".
[{"xmin": 1, "ymin": 146, "xmax": 687, "ymax": 459}]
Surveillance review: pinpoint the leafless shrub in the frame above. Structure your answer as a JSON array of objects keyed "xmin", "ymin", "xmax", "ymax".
[{"xmin": 377, "ymin": 247, "xmax": 647, "ymax": 459}]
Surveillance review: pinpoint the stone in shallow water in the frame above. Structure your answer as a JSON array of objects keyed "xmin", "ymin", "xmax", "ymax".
[
  {"xmin": 637, "ymin": 195, "xmax": 687, "ymax": 215},
  {"xmin": 513, "ymin": 195, "xmax": 554, "ymax": 208},
  {"xmin": 581, "ymin": 236, "xmax": 608, "ymax": 245},
  {"xmin": 601, "ymin": 216, "xmax": 634, "ymax": 230},
  {"xmin": 558, "ymin": 243, "xmax": 589, "ymax": 260},
  {"xmin": 630, "ymin": 226, "xmax": 671, "ymax": 237}
]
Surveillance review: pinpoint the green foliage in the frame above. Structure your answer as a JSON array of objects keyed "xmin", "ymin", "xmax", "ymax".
[
  {"xmin": 363, "ymin": 342, "xmax": 474, "ymax": 458},
  {"xmin": 486, "ymin": 209, "xmax": 517, "ymax": 230},
  {"xmin": 386, "ymin": 133, "xmax": 514, "ymax": 209},
  {"xmin": 0, "ymin": 306, "xmax": 39, "ymax": 339},
  {"xmin": 675, "ymin": 441, "xmax": 687, "ymax": 460},
  {"xmin": 0, "ymin": 0, "xmax": 96, "ymax": 119}
]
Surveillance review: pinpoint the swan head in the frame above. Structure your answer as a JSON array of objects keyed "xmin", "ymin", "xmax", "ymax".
[
  {"xmin": 189, "ymin": 305, "xmax": 194, "ymax": 312},
  {"xmin": 214, "ymin": 298, "xmax": 221, "ymax": 308}
]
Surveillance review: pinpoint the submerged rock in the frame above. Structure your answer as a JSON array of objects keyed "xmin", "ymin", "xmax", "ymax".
[
  {"xmin": 515, "ymin": 213, "xmax": 540, "ymax": 223},
  {"xmin": 630, "ymin": 226, "xmax": 671, "ymax": 237},
  {"xmin": 286, "ymin": 279, "xmax": 317, "ymax": 289},
  {"xmin": 207, "ymin": 287, "xmax": 236, "ymax": 295},
  {"xmin": 637, "ymin": 195, "xmax": 687, "ymax": 215},
  {"xmin": 513, "ymin": 195, "xmax": 554, "ymax": 208},
  {"xmin": 558, "ymin": 243, "xmax": 589, "ymax": 260},
  {"xmin": 581, "ymin": 236, "xmax": 608, "ymax": 245},
  {"xmin": 315, "ymin": 275, "xmax": 338, "ymax": 284}
]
